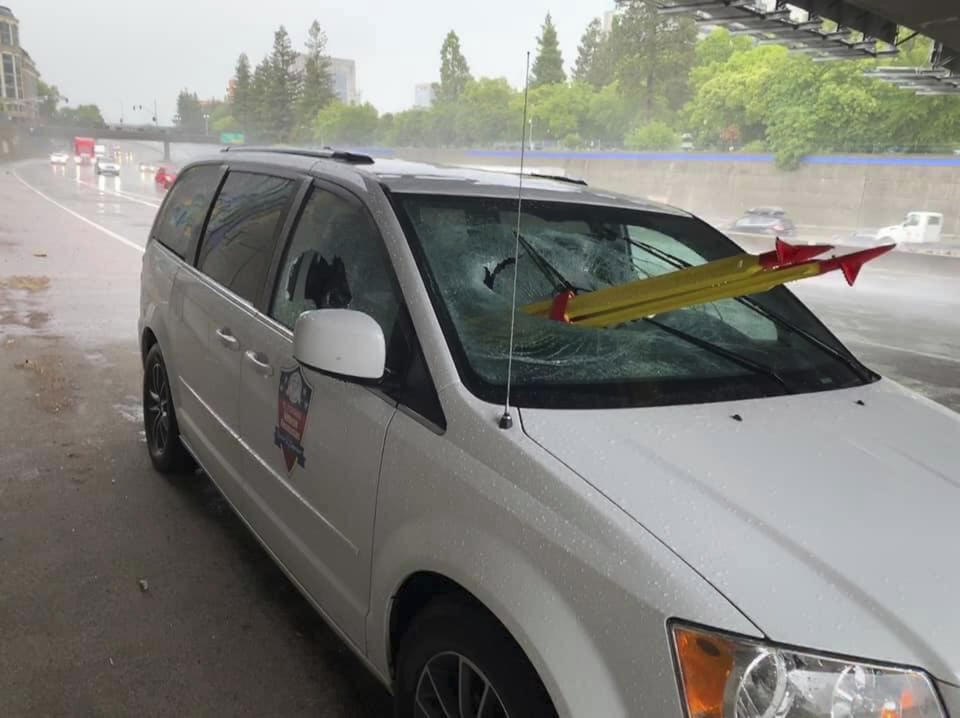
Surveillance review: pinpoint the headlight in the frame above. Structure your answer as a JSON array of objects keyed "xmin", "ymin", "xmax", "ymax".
[{"xmin": 672, "ymin": 624, "xmax": 945, "ymax": 718}]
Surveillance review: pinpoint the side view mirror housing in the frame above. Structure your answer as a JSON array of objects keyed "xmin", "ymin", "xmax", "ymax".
[{"xmin": 293, "ymin": 309, "xmax": 385, "ymax": 381}]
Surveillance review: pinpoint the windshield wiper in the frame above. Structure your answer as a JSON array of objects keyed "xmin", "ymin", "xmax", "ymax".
[
  {"xmin": 627, "ymin": 238, "xmax": 875, "ymax": 383},
  {"xmin": 735, "ymin": 296, "xmax": 877, "ymax": 383},
  {"xmin": 644, "ymin": 317, "xmax": 794, "ymax": 395}
]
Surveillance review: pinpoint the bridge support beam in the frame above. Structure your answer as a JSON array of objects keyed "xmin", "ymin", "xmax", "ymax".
[{"xmin": 163, "ymin": 139, "xmax": 171, "ymax": 161}]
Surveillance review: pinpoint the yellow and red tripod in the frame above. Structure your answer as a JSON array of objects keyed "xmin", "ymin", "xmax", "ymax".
[{"xmin": 524, "ymin": 239, "xmax": 894, "ymax": 328}]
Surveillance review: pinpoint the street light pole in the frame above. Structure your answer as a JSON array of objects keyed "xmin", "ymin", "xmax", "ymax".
[{"xmin": 203, "ymin": 113, "xmax": 210, "ymax": 136}]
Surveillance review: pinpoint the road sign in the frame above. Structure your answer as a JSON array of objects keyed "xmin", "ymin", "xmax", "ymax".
[{"xmin": 219, "ymin": 132, "xmax": 245, "ymax": 145}]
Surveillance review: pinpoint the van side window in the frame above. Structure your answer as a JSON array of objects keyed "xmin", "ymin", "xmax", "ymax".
[
  {"xmin": 270, "ymin": 185, "xmax": 401, "ymax": 340},
  {"xmin": 271, "ymin": 184, "xmax": 444, "ymax": 429},
  {"xmin": 153, "ymin": 165, "xmax": 221, "ymax": 258},
  {"xmin": 197, "ymin": 171, "xmax": 296, "ymax": 304}
]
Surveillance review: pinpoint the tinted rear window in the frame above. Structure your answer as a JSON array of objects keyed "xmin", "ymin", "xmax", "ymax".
[
  {"xmin": 197, "ymin": 171, "xmax": 296, "ymax": 304},
  {"xmin": 153, "ymin": 164, "xmax": 222, "ymax": 258}
]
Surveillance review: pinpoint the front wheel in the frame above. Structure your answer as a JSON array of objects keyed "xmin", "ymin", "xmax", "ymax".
[
  {"xmin": 395, "ymin": 598, "xmax": 557, "ymax": 718},
  {"xmin": 143, "ymin": 344, "xmax": 194, "ymax": 474}
]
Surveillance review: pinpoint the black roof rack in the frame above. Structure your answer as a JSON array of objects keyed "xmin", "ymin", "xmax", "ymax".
[
  {"xmin": 527, "ymin": 172, "xmax": 588, "ymax": 186},
  {"xmin": 220, "ymin": 146, "xmax": 375, "ymax": 165}
]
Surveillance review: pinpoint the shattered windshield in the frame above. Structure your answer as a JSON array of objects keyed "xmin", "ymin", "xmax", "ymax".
[{"xmin": 395, "ymin": 193, "xmax": 871, "ymax": 408}]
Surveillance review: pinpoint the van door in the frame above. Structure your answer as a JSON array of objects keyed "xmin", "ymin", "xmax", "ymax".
[
  {"xmin": 923, "ymin": 214, "xmax": 943, "ymax": 243},
  {"xmin": 172, "ymin": 170, "xmax": 297, "ymax": 504},
  {"xmin": 148, "ymin": 163, "xmax": 223, "ymax": 449},
  {"xmin": 237, "ymin": 181, "xmax": 409, "ymax": 644}
]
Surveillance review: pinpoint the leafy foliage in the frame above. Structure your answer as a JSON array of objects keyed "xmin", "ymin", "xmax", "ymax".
[
  {"xmin": 437, "ymin": 31, "xmax": 472, "ymax": 103},
  {"xmin": 612, "ymin": 1, "xmax": 697, "ymax": 120},
  {"xmin": 685, "ymin": 31, "xmax": 960, "ymax": 167},
  {"xmin": 532, "ymin": 13, "xmax": 566, "ymax": 87},
  {"xmin": 315, "ymin": 102, "xmax": 379, "ymax": 145},
  {"xmin": 625, "ymin": 121, "xmax": 679, "ymax": 150},
  {"xmin": 573, "ymin": 18, "xmax": 604, "ymax": 86},
  {"xmin": 202, "ymin": 14, "xmax": 960, "ymax": 167},
  {"xmin": 175, "ymin": 89, "xmax": 204, "ymax": 132},
  {"xmin": 37, "ymin": 80, "xmax": 61, "ymax": 119},
  {"xmin": 261, "ymin": 26, "xmax": 300, "ymax": 141},
  {"xmin": 54, "ymin": 104, "xmax": 105, "ymax": 128},
  {"xmin": 230, "ymin": 53, "xmax": 252, "ymax": 131},
  {"xmin": 295, "ymin": 21, "xmax": 336, "ymax": 140}
]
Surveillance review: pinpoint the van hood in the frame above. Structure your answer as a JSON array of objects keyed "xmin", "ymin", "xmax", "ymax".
[{"xmin": 520, "ymin": 379, "xmax": 960, "ymax": 683}]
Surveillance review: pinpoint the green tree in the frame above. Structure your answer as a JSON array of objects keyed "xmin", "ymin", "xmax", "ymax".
[
  {"xmin": 573, "ymin": 18, "xmax": 604, "ymax": 86},
  {"xmin": 528, "ymin": 82, "xmax": 591, "ymax": 140},
  {"xmin": 611, "ymin": 1, "xmax": 697, "ymax": 119},
  {"xmin": 231, "ymin": 53, "xmax": 252, "ymax": 131},
  {"xmin": 210, "ymin": 100, "xmax": 239, "ymax": 133},
  {"xmin": 693, "ymin": 27, "xmax": 753, "ymax": 69},
  {"xmin": 56, "ymin": 104, "xmax": 105, "ymax": 127},
  {"xmin": 584, "ymin": 81, "xmax": 639, "ymax": 145},
  {"xmin": 296, "ymin": 20, "xmax": 335, "ymax": 139},
  {"xmin": 382, "ymin": 108, "xmax": 433, "ymax": 146},
  {"xmin": 263, "ymin": 25, "xmax": 300, "ymax": 140},
  {"xmin": 531, "ymin": 12, "xmax": 566, "ymax": 87},
  {"xmin": 175, "ymin": 89, "xmax": 204, "ymax": 131},
  {"xmin": 456, "ymin": 78, "xmax": 520, "ymax": 145},
  {"xmin": 37, "ymin": 80, "xmax": 61, "ymax": 119},
  {"xmin": 249, "ymin": 57, "xmax": 271, "ymax": 135},
  {"xmin": 682, "ymin": 37, "xmax": 960, "ymax": 167},
  {"xmin": 625, "ymin": 120, "xmax": 679, "ymax": 149},
  {"xmin": 437, "ymin": 30, "xmax": 472, "ymax": 102},
  {"xmin": 314, "ymin": 102, "xmax": 379, "ymax": 145}
]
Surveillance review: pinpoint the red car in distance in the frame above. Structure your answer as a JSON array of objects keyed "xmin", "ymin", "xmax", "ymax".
[{"xmin": 155, "ymin": 166, "xmax": 177, "ymax": 190}]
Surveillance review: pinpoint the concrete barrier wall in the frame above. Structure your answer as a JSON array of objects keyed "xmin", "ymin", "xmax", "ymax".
[{"xmin": 393, "ymin": 148, "xmax": 960, "ymax": 238}]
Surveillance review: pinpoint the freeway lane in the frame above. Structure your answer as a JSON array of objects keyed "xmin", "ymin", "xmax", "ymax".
[
  {"xmin": 0, "ymin": 149, "xmax": 958, "ymax": 716},
  {"xmin": 0, "ymin": 154, "xmax": 392, "ymax": 716}
]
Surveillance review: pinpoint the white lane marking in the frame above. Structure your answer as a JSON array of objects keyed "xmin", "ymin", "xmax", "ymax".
[
  {"xmin": 12, "ymin": 171, "xmax": 145, "ymax": 254},
  {"xmin": 849, "ymin": 338, "xmax": 960, "ymax": 364},
  {"xmin": 74, "ymin": 177, "xmax": 161, "ymax": 208}
]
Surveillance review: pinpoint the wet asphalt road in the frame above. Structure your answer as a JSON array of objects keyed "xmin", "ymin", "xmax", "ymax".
[
  {"xmin": 1, "ymin": 144, "xmax": 958, "ymax": 716},
  {"xmin": 0, "ymin": 147, "xmax": 393, "ymax": 716}
]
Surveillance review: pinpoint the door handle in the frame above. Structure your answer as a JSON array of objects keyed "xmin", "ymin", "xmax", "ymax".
[
  {"xmin": 244, "ymin": 350, "xmax": 274, "ymax": 377},
  {"xmin": 215, "ymin": 327, "xmax": 239, "ymax": 350}
]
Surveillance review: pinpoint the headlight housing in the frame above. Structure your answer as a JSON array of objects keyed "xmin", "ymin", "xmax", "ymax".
[{"xmin": 672, "ymin": 624, "xmax": 945, "ymax": 718}]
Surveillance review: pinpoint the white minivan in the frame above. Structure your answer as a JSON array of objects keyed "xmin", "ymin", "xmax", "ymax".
[{"xmin": 139, "ymin": 148, "xmax": 960, "ymax": 718}]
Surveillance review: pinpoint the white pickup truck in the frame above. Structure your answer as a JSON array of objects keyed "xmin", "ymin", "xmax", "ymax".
[{"xmin": 878, "ymin": 211, "xmax": 944, "ymax": 244}]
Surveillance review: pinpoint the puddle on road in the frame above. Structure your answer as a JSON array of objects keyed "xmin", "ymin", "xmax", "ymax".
[
  {"xmin": 0, "ymin": 275, "xmax": 50, "ymax": 291},
  {"xmin": 114, "ymin": 397, "xmax": 143, "ymax": 425},
  {"xmin": 83, "ymin": 351, "xmax": 112, "ymax": 368},
  {"xmin": 1, "ymin": 274, "xmax": 52, "ymax": 337}
]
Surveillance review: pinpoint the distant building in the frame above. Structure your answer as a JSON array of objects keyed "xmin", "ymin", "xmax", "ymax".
[
  {"xmin": 414, "ymin": 83, "xmax": 435, "ymax": 108},
  {"xmin": 294, "ymin": 54, "xmax": 358, "ymax": 105},
  {"xmin": 602, "ymin": 10, "xmax": 616, "ymax": 35},
  {"xmin": 0, "ymin": 6, "xmax": 39, "ymax": 121},
  {"xmin": 329, "ymin": 57, "xmax": 357, "ymax": 105}
]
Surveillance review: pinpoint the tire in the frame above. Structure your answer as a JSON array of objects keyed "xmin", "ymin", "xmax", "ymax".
[
  {"xmin": 395, "ymin": 598, "xmax": 557, "ymax": 718},
  {"xmin": 143, "ymin": 344, "xmax": 194, "ymax": 474}
]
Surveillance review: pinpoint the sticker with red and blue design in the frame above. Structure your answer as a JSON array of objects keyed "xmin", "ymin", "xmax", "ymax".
[{"xmin": 274, "ymin": 365, "xmax": 312, "ymax": 472}]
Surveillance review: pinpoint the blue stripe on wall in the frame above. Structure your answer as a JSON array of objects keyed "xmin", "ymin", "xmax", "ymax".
[{"xmin": 462, "ymin": 148, "xmax": 960, "ymax": 167}]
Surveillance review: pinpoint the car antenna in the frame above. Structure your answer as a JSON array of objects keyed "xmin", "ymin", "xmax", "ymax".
[{"xmin": 499, "ymin": 51, "xmax": 531, "ymax": 431}]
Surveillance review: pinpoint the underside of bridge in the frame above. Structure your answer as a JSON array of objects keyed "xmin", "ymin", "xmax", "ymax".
[{"xmin": 789, "ymin": 0, "xmax": 960, "ymax": 71}]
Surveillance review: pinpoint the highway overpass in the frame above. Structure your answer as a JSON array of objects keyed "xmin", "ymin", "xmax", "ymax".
[{"xmin": 30, "ymin": 124, "xmax": 223, "ymax": 159}]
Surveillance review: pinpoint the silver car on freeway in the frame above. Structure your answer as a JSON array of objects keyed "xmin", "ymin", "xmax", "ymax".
[{"xmin": 138, "ymin": 148, "xmax": 960, "ymax": 718}]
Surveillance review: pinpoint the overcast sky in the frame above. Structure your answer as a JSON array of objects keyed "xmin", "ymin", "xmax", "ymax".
[{"xmin": 14, "ymin": 1, "xmax": 613, "ymax": 123}]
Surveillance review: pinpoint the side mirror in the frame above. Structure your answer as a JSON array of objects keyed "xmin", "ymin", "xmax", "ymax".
[{"xmin": 293, "ymin": 309, "xmax": 385, "ymax": 381}]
